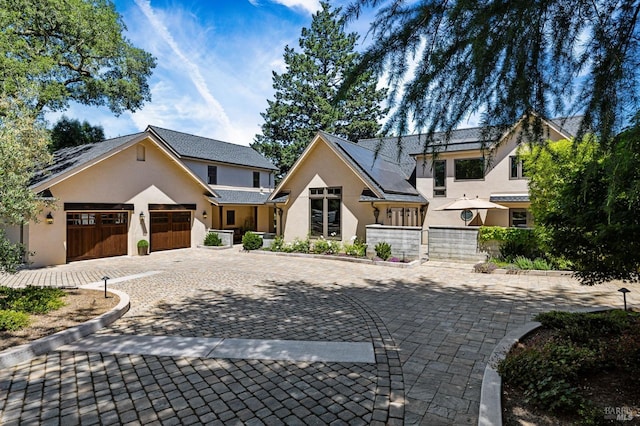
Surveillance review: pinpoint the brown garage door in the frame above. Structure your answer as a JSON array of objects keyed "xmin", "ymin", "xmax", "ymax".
[
  {"xmin": 67, "ymin": 212, "xmax": 129, "ymax": 262},
  {"xmin": 150, "ymin": 211, "xmax": 191, "ymax": 252}
]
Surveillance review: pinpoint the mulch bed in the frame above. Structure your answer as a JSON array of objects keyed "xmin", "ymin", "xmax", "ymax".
[{"xmin": 0, "ymin": 289, "xmax": 120, "ymax": 352}]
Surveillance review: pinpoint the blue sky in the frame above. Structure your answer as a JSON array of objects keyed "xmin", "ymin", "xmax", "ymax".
[{"xmin": 46, "ymin": 0, "xmax": 377, "ymax": 146}]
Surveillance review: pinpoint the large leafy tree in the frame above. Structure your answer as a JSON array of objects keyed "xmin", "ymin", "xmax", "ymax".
[
  {"xmin": 253, "ymin": 1, "xmax": 387, "ymax": 178},
  {"xmin": 524, "ymin": 126, "xmax": 640, "ymax": 284},
  {"xmin": 345, "ymin": 0, "xmax": 640, "ymax": 144},
  {"xmin": 50, "ymin": 116, "xmax": 105, "ymax": 151},
  {"xmin": 0, "ymin": 0, "xmax": 156, "ymax": 114},
  {"xmin": 0, "ymin": 0, "xmax": 156, "ymax": 272},
  {"xmin": 0, "ymin": 96, "xmax": 52, "ymax": 273}
]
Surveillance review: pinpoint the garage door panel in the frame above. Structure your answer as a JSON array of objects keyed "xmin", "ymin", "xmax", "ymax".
[
  {"xmin": 66, "ymin": 212, "xmax": 128, "ymax": 262},
  {"xmin": 150, "ymin": 211, "xmax": 191, "ymax": 252}
]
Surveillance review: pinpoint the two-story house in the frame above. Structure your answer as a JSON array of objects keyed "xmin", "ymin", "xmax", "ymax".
[
  {"xmin": 3, "ymin": 126, "xmax": 277, "ymax": 267},
  {"xmin": 268, "ymin": 116, "xmax": 581, "ymax": 246}
]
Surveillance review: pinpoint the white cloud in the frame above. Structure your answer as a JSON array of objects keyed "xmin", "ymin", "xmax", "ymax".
[
  {"xmin": 252, "ymin": 0, "xmax": 321, "ymax": 14},
  {"xmin": 133, "ymin": 0, "xmax": 236, "ymax": 139}
]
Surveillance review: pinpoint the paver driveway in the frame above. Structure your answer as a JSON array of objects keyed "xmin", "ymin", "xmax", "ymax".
[{"xmin": 0, "ymin": 248, "xmax": 625, "ymax": 425}]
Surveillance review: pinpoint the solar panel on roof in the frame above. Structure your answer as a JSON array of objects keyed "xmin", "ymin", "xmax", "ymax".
[{"xmin": 334, "ymin": 140, "xmax": 418, "ymax": 195}]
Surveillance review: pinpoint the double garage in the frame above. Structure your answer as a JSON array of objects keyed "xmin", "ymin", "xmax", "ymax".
[{"xmin": 65, "ymin": 203, "xmax": 194, "ymax": 262}]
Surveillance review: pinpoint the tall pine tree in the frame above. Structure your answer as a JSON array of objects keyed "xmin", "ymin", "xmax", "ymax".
[{"xmin": 252, "ymin": 1, "xmax": 387, "ymax": 178}]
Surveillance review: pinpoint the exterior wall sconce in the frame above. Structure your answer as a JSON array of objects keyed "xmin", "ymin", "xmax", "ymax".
[
  {"xmin": 46, "ymin": 212, "xmax": 54, "ymax": 224},
  {"xmin": 386, "ymin": 208, "xmax": 392, "ymax": 219},
  {"xmin": 373, "ymin": 206, "xmax": 380, "ymax": 224},
  {"xmin": 203, "ymin": 210, "xmax": 208, "ymax": 220},
  {"xmin": 139, "ymin": 211, "xmax": 145, "ymax": 221}
]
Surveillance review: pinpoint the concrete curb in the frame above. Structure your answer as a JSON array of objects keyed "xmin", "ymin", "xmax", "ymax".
[
  {"xmin": 478, "ymin": 321, "xmax": 541, "ymax": 426},
  {"xmin": 247, "ymin": 249, "xmax": 423, "ymax": 268},
  {"xmin": 478, "ymin": 306, "xmax": 613, "ymax": 426},
  {"xmin": 492, "ymin": 268, "xmax": 573, "ymax": 277},
  {"xmin": 0, "ymin": 288, "xmax": 130, "ymax": 370}
]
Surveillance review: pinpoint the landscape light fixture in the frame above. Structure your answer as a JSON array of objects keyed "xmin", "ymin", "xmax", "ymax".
[
  {"xmin": 618, "ymin": 287, "xmax": 630, "ymax": 311},
  {"xmin": 102, "ymin": 276, "xmax": 110, "ymax": 299}
]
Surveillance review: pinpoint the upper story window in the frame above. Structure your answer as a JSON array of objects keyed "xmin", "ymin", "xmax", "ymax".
[
  {"xmin": 208, "ymin": 166, "xmax": 217, "ymax": 185},
  {"xmin": 510, "ymin": 156, "xmax": 527, "ymax": 179},
  {"xmin": 454, "ymin": 158, "xmax": 484, "ymax": 180},
  {"xmin": 433, "ymin": 160, "xmax": 446, "ymax": 197},
  {"xmin": 253, "ymin": 171, "xmax": 260, "ymax": 188}
]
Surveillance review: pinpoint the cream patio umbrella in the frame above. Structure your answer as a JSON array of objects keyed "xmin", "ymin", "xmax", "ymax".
[{"xmin": 434, "ymin": 194, "xmax": 507, "ymax": 225}]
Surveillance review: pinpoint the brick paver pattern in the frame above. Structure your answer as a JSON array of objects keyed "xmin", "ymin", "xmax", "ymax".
[{"xmin": 0, "ymin": 248, "xmax": 626, "ymax": 425}]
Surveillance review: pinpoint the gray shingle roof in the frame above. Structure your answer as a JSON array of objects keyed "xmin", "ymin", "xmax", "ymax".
[
  {"xmin": 358, "ymin": 116, "xmax": 583, "ymax": 161},
  {"xmin": 31, "ymin": 132, "xmax": 145, "ymax": 188},
  {"xmin": 148, "ymin": 126, "xmax": 277, "ymax": 171},
  {"xmin": 210, "ymin": 189, "xmax": 272, "ymax": 205},
  {"xmin": 318, "ymin": 132, "xmax": 425, "ymax": 204}
]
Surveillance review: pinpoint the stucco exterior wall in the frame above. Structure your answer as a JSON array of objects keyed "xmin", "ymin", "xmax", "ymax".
[
  {"xmin": 27, "ymin": 138, "xmax": 209, "ymax": 267},
  {"xmin": 182, "ymin": 159, "xmax": 274, "ymax": 190},
  {"xmin": 416, "ymin": 123, "xmax": 569, "ymax": 227},
  {"xmin": 278, "ymin": 140, "xmax": 376, "ymax": 243}
]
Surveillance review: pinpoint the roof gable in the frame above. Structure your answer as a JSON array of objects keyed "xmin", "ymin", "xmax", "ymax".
[
  {"xmin": 147, "ymin": 126, "xmax": 277, "ymax": 171},
  {"xmin": 270, "ymin": 131, "xmax": 424, "ymax": 204},
  {"xmin": 31, "ymin": 132, "xmax": 146, "ymax": 189},
  {"xmin": 31, "ymin": 131, "xmax": 216, "ymax": 197}
]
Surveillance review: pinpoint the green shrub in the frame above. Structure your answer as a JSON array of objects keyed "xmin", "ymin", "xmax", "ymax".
[
  {"xmin": 535, "ymin": 310, "xmax": 635, "ymax": 345},
  {"xmin": 269, "ymin": 235, "xmax": 287, "ymax": 252},
  {"xmin": 203, "ymin": 232, "xmax": 223, "ymax": 246},
  {"xmin": 374, "ymin": 241, "xmax": 392, "ymax": 260},
  {"xmin": 290, "ymin": 237, "xmax": 310, "ymax": 253},
  {"xmin": 0, "ymin": 286, "xmax": 66, "ymax": 314},
  {"xmin": 312, "ymin": 238, "xmax": 330, "ymax": 254},
  {"xmin": 328, "ymin": 240, "xmax": 341, "ymax": 255},
  {"xmin": 0, "ymin": 230, "xmax": 26, "ymax": 274},
  {"xmin": 241, "ymin": 231, "xmax": 263, "ymax": 251},
  {"xmin": 344, "ymin": 238, "xmax": 366, "ymax": 257},
  {"xmin": 0, "ymin": 309, "xmax": 30, "ymax": 331},
  {"xmin": 532, "ymin": 258, "xmax": 552, "ymax": 270},
  {"xmin": 478, "ymin": 226, "xmax": 544, "ymax": 261},
  {"xmin": 498, "ymin": 343, "xmax": 597, "ymax": 412},
  {"xmin": 137, "ymin": 239, "xmax": 149, "ymax": 248}
]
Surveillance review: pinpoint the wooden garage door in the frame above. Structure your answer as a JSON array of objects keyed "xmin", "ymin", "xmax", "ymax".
[
  {"xmin": 150, "ymin": 211, "xmax": 191, "ymax": 252},
  {"xmin": 67, "ymin": 212, "xmax": 128, "ymax": 262}
]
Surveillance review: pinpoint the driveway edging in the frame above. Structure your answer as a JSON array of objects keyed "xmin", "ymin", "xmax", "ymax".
[
  {"xmin": 478, "ymin": 306, "xmax": 613, "ymax": 426},
  {"xmin": 0, "ymin": 288, "xmax": 130, "ymax": 369}
]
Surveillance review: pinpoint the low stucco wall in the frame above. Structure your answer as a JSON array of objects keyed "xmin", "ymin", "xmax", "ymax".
[
  {"xmin": 427, "ymin": 226, "xmax": 487, "ymax": 262},
  {"xmin": 207, "ymin": 229, "xmax": 234, "ymax": 247},
  {"xmin": 365, "ymin": 225, "xmax": 422, "ymax": 261}
]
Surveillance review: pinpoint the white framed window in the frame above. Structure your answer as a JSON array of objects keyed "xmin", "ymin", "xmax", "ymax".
[{"xmin": 510, "ymin": 156, "xmax": 526, "ymax": 179}]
